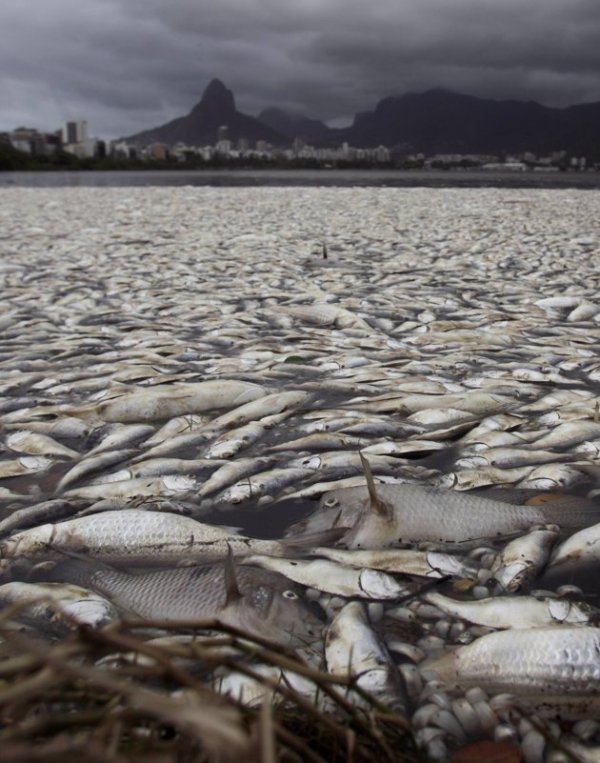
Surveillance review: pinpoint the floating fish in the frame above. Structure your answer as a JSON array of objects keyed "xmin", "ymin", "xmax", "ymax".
[
  {"xmin": 50, "ymin": 554, "xmax": 324, "ymax": 647},
  {"xmin": 0, "ymin": 580, "xmax": 119, "ymax": 635},
  {"xmin": 422, "ymin": 626, "xmax": 600, "ymax": 704},
  {"xmin": 0, "ymin": 508, "xmax": 341, "ymax": 565}
]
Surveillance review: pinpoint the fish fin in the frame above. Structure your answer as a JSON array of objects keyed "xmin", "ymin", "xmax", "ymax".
[
  {"xmin": 359, "ymin": 451, "xmax": 392, "ymax": 518},
  {"xmin": 224, "ymin": 544, "xmax": 242, "ymax": 605}
]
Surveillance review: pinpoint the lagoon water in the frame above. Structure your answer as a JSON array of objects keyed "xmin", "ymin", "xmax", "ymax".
[{"xmin": 2, "ymin": 167, "xmax": 600, "ymax": 189}]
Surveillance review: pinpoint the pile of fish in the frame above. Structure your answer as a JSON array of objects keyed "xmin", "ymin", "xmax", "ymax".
[{"xmin": 1, "ymin": 185, "xmax": 600, "ymax": 761}]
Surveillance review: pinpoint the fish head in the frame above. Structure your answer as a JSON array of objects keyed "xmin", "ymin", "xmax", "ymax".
[
  {"xmin": 327, "ymin": 455, "xmax": 399, "ymax": 549},
  {"xmin": 244, "ymin": 582, "xmax": 325, "ymax": 647},
  {"xmin": 227, "ymin": 569, "xmax": 325, "ymax": 648}
]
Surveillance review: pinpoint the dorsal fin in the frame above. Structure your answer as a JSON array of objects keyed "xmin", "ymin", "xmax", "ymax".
[
  {"xmin": 224, "ymin": 544, "xmax": 242, "ymax": 606},
  {"xmin": 359, "ymin": 451, "xmax": 392, "ymax": 518}
]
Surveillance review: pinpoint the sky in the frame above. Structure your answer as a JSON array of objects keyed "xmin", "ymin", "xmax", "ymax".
[{"xmin": 2, "ymin": 0, "xmax": 600, "ymax": 140}]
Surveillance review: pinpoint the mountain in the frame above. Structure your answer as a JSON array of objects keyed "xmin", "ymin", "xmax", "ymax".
[
  {"xmin": 122, "ymin": 79, "xmax": 285, "ymax": 147},
  {"xmin": 122, "ymin": 79, "xmax": 600, "ymax": 159},
  {"xmin": 339, "ymin": 89, "xmax": 599, "ymax": 156},
  {"xmin": 257, "ymin": 108, "xmax": 333, "ymax": 145}
]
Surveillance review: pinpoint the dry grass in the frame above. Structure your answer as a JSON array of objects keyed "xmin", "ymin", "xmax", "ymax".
[{"xmin": 0, "ymin": 607, "xmax": 422, "ymax": 763}]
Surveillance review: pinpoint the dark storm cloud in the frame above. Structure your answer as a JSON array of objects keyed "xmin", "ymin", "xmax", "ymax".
[{"xmin": 1, "ymin": 0, "xmax": 600, "ymax": 138}]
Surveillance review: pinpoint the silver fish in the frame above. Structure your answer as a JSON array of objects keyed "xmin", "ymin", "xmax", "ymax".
[
  {"xmin": 4, "ymin": 430, "xmax": 79, "ymax": 459},
  {"xmin": 325, "ymin": 600, "xmax": 405, "ymax": 707},
  {"xmin": 424, "ymin": 591, "xmax": 599, "ymax": 629},
  {"xmin": 51, "ymin": 556, "xmax": 324, "ymax": 647},
  {"xmin": 309, "ymin": 547, "xmax": 477, "ymax": 580},
  {"xmin": 332, "ymin": 457, "xmax": 590, "ymax": 548},
  {"xmin": 491, "ymin": 526, "xmax": 560, "ymax": 591},
  {"xmin": 241, "ymin": 555, "xmax": 417, "ymax": 599},
  {"xmin": 0, "ymin": 580, "xmax": 119, "ymax": 635},
  {"xmin": 322, "ymin": 456, "xmax": 580, "ymax": 548},
  {"xmin": 422, "ymin": 626, "xmax": 600, "ymax": 699},
  {"xmin": 94, "ymin": 381, "xmax": 267, "ymax": 423},
  {"xmin": 0, "ymin": 508, "xmax": 338, "ymax": 565}
]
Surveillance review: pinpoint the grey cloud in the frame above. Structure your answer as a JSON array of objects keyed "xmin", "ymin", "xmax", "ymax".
[{"xmin": 1, "ymin": 0, "xmax": 600, "ymax": 139}]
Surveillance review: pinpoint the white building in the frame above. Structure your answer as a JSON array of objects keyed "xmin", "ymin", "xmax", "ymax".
[{"xmin": 62, "ymin": 120, "xmax": 88, "ymax": 145}]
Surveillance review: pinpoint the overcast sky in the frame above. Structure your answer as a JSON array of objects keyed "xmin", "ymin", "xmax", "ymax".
[{"xmin": 2, "ymin": 0, "xmax": 600, "ymax": 139}]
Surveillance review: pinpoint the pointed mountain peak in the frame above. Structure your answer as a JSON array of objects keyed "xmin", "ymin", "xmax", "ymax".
[{"xmin": 196, "ymin": 78, "xmax": 236, "ymax": 115}]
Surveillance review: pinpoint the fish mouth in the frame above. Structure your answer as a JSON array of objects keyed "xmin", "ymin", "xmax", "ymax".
[
  {"xmin": 288, "ymin": 622, "xmax": 324, "ymax": 647},
  {"xmin": 286, "ymin": 602, "xmax": 327, "ymax": 645}
]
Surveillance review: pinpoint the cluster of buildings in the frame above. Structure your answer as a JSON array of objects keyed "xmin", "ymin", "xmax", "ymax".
[
  {"xmin": 423, "ymin": 151, "xmax": 588, "ymax": 172},
  {"xmin": 1, "ymin": 121, "xmax": 106, "ymax": 159},
  {"xmin": 109, "ymin": 130, "xmax": 588, "ymax": 170},
  {"xmin": 1, "ymin": 119, "xmax": 591, "ymax": 171},
  {"xmin": 111, "ymin": 132, "xmax": 392, "ymax": 165}
]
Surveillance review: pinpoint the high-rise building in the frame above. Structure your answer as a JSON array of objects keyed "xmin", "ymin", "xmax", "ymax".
[{"xmin": 62, "ymin": 120, "xmax": 88, "ymax": 145}]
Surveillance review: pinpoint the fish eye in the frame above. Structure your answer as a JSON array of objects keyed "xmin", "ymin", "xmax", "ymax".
[
  {"xmin": 324, "ymin": 497, "xmax": 339, "ymax": 507},
  {"xmin": 282, "ymin": 590, "xmax": 299, "ymax": 600}
]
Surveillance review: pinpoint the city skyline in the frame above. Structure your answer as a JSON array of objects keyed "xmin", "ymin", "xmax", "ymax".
[{"xmin": 2, "ymin": 0, "xmax": 600, "ymax": 139}]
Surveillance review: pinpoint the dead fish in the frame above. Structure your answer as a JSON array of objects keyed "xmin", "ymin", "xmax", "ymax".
[
  {"xmin": 422, "ymin": 626, "xmax": 600, "ymax": 699},
  {"xmin": 86, "ymin": 423, "xmax": 156, "ymax": 456},
  {"xmin": 241, "ymin": 555, "xmax": 417, "ymax": 599},
  {"xmin": 49, "ymin": 554, "xmax": 324, "ymax": 648},
  {"xmin": 268, "ymin": 432, "xmax": 367, "ymax": 453},
  {"xmin": 361, "ymin": 439, "xmax": 446, "ymax": 457},
  {"xmin": 55, "ymin": 449, "xmax": 138, "ymax": 492},
  {"xmin": 0, "ymin": 580, "xmax": 119, "ymax": 635},
  {"xmin": 325, "ymin": 600, "xmax": 405, "ymax": 707},
  {"xmin": 454, "ymin": 447, "xmax": 567, "ymax": 470},
  {"xmin": 322, "ymin": 455, "xmax": 572, "ymax": 548},
  {"xmin": 202, "ymin": 422, "xmax": 267, "ymax": 459},
  {"xmin": 197, "ymin": 456, "xmax": 277, "ymax": 499},
  {"xmin": 63, "ymin": 474, "xmax": 197, "ymax": 500},
  {"xmin": 285, "ymin": 303, "xmax": 372, "ymax": 331},
  {"xmin": 0, "ymin": 498, "xmax": 88, "ymax": 538},
  {"xmin": 524, "ymin": 421, "xmax": 600, "ymax": 451},
  {"xmin": 459, "ymin": 414, "xmax": 525, "ymax": 443},
  {"xmin": 216, "ymin": 467, "xmax": 313, "ymax": 505},
  {"xmin": 516, "ymin": 462, "xmax": 588, "ymax": 490},
  {"xmin": 309, "ymin": 546, "xmax": 478, "ymax": 580},
  {"xmin": 491, "ymin": 526, "xmax": 560, "ymax": 592},
  {"xmin": 279, "ymin": 474, "xmax": 406, "ymax": 502},
  {"xmin": 440, "ymin": 466, "xmax": 535, "ymax": 491},
  {"xmin": 95, "ymin": 457, "xmax": 226, "ymax": 482},
  {"xmin": 0, "ymin": 508, "xmax": 341, "ymax": 565},
  {"xmin": 142, "ymin": 415, "xmax": 209, "ymax": 448},
  {"xmin": 546, "ymin": 521, "xmax": 600, "ymax": 574},
  {"xmin": 200, "ymin": 390, "xmax": 310, "ymax": 432},
  {"xmin": 424, "ymin": 591, "xmax": 599, "ymax": 629},
  {"xmin": 0, "ymin": 455, "xmax": 53, "ymax": 480},
  {"xmin": 94, "ymin": 381, "xmax": 267, "ymax": 423},
  {"xmin": 4, "ymin": 430, "xmax": 79, "ymax": 459}
]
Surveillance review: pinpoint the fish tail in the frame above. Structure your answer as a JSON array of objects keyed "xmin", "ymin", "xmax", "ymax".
[
  {"xmin": 280, "ymin": 528, "xmax": 347, "ymax": 554},
  {"xmin": 537, "ymin": 494, "xmax": 600, "ymax": 527}
]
